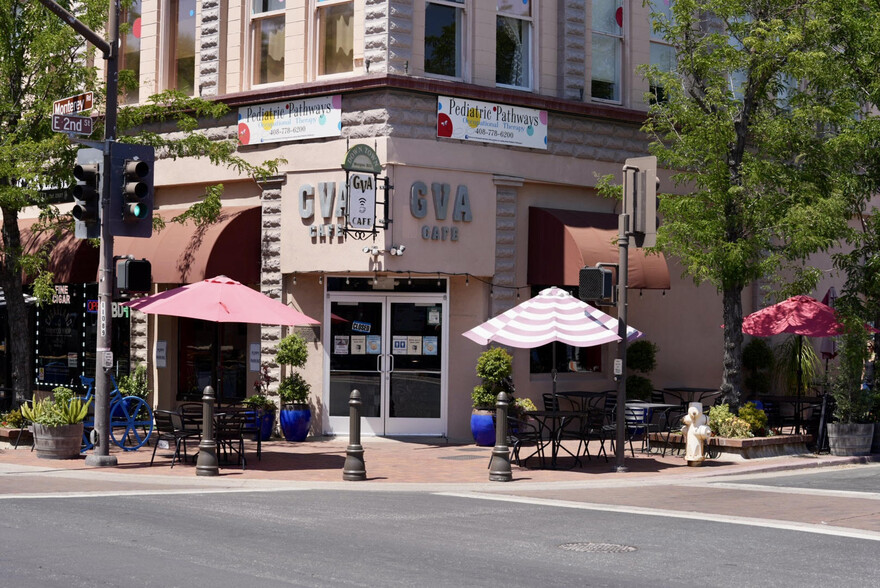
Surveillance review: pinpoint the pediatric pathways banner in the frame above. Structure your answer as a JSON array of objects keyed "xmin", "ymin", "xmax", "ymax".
[
  {"xmin": 238, "ymin": 95, "xmax": 342, "ymax": 145},
  {"xmin": 436, "ymin": 96, "xmax": 548, "ymax": 150}
]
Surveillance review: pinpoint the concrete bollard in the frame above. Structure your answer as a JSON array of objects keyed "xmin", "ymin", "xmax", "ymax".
[
  {"xmin": 488, "ymin": 390, "xmax": 512, "ymax": 482},
  {"xmin": 196, "ymin": 385, "xmax": 219, "ymax": 477},
  {"xmin": 343, "ymin": 389, "xmax": 366, "ymax": 481}
]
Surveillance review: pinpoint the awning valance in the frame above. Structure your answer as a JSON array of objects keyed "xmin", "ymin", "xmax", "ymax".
[
  {"xmin": 527, "ymin": 207, "xmax": 670, "ymax": 290},
  {"xmin": 19, "ymin": 219, "xmax": 99, "ymax": 283},
  {"xmin": 114, "ymin": 206, "xmax": 261, "ymax": 285}
]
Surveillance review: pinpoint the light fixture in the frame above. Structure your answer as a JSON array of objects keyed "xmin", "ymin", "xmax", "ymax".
[
  {"xmin": 373, "ymin": 274, "xmax": 378, "ymax": 285},
  {"xmin": 390, "ymin": 244, "xmax": 406, "ymax": 256},
  {"xmin": 437, "ymin": 273, "xmax": 441, "ymax": 287},
  {"xmin": 346, "ymin": 275, "xmax": 350, "ymax": 285},
  {"xmin": 293, "ymin": 272, "xmax": 297, "ymax": 286},
  {"xmin": 318, "ymin": 274, "xmax": 323, "ymax": 285},
  {"xmin": 408, "ymin": 272, "xmax": 412, "ymax": 285},
  {"xmin": 465, "ymin": 274, "xmax": 469, "ymax": 286}
]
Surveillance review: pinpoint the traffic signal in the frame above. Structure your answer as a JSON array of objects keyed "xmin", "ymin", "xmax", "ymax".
[
  {"xmin": 108, "ymin": 142, "xmax": 154, "ymax": 238},
  {"xmin": 623, "ymin": 156, "xmax": 659, "ymax": 248},
  {"xmin": 117, "ymin": 258, "xmax": 152, "ymax": 293},
  {"xmin": 72, "ymin": 148, "xmax": 102, "ymax": 239}
]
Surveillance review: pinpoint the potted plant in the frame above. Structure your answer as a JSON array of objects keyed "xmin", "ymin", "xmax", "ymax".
[
  {"xmin": 471, "ymin": 347, "xmax": 512, "ymax": 446},
  {"xmin": 276, "ymin": 333, "xmax": 312, "ymax": 442},
  {"xmin": 242, "ymin": 393, "xmax": 276, "ymax": 441},
  {"xmin": 827, "ymin": 320, "xmax": 876, "ymax": 456},
  {"xmin": 626, "ymin": 340, "xmax": 658, "ymax": 401},
  {"xmin": 20, "ymin": 386, "xmax": 92, "ymax": 459}
]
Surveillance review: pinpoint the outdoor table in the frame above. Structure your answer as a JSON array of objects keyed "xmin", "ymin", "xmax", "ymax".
[
  {"xmin": 662, "ymin": 387, "xmax": 720, "ymax": 407},
  {"xmin": 521, "ymin": 410, "xmax": 582, "ymax": 469}
]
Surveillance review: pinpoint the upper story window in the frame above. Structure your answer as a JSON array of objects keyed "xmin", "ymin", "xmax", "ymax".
[
  {"xmin": 425, "ymin": 0, "xmax": 465, "ymax": 79},
  {"xmin": 591, "ymin": 0, "xmax": 623, "ymax": 102},
  {"xmin": 120, "ymin": 0, "xmax": 143, "ymax": 104},
  {"xmin": 496, "ymin": 0, "xmax": 531, "ymax": 89},
  {"xmin": 316, "ymin": 0, "xmax": 354, "ymax": 76},
  {"xmin": 252, "ymin": 0, "xmax": 286, "ymax": 86},
  {"xmin": 167, "ymin": 0, "xmax": 197, "ymax": 95},
  {"xmin": 648, "ymin": 0, "xmax": 675, "ymax": 102}
]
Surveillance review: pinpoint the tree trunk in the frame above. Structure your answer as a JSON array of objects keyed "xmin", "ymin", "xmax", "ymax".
[
  {"xmin": 721, "ymin": 285, "xmax": 744, "ymax": 407},
  {"xmin": 0, "ymin": 204, "xmax": 32, "ymax": 405}
]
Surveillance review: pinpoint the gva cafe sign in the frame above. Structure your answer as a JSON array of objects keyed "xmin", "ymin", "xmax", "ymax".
[{"xmin": 297, "ymin": 144, "xmax": 472, "ymax": 241}]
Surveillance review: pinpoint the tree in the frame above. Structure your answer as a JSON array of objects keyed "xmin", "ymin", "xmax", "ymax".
[
  {"xmin": 643, "ymin": 0, "xmax": 851, "ymax": 406},
  {"xmin": 0, "ymin": 1, "xmax": 280, "ymax": 404}
]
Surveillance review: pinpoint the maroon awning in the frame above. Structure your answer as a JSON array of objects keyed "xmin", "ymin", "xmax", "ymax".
[{"xmin": 527, "ymin": 207, "xmax": 670, "ymax": 289}]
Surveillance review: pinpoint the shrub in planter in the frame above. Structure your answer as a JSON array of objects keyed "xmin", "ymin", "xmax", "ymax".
[
  {"xmin": 626, "ymin": 375, "xmax": 653, "ymax": 401},
  {"xmin": 276, "ymin": 333, "xmax": 312, "ymax": 442},
  {"xmin": 743, "ymin": 338, "xmax": 774, "ymax": 397},
  {"xmin": 20, "ymin": 387, "xmax": 92, "ymax": 459},
  {"xmin": 242, "ymin": 393, "xmax": 276, "ymax": 440},
  {"xmin": 471, "ymin": 347, "xmax": 513, "ymax": 446},
  {"xmin": 626, "ymin": 340, "xmax": 658, "ymax": 401},
  {"xmin": 737, "ymin": 402, "xmax": 769, "ymax": 437},
  {"xmin": 708, "ymin": 403, "xmax": 753, "ymax": 438},
  {"xmin": 827, "ymin": 319, "xmax": 877, "ymax": 455}
]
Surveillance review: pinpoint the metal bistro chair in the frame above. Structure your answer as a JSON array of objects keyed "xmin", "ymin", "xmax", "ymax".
[
  {"xmin": 622, "ymin": 405, "xmax": 651, "ymax": 457},
  {"xmin": 507, "ymin": 415, "xmax": 545, "ymax": 468},
  {"xmin": 150, "ymin": 410, "xmax": 199, "ymax": 467},
  {"xmin": 214, "ymin": 408, "xmax": 247, "ymax": 470}
]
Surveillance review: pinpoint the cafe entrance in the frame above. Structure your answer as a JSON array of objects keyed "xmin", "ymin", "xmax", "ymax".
[{"xmin": 324, "ymin": 277, "xmax": 447, "ymax": 436}]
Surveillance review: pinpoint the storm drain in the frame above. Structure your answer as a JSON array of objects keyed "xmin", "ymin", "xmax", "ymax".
[
  {"xmin": 438, "ymin": 454, "xmax": 485, "ymax": 460},
  {"xmin": 558, "ymin": 542, "xmax": 637, "ymax": 553}
]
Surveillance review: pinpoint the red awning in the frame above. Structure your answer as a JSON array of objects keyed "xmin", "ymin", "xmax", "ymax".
[
  {"xmin": 19, "ymin": 218, "xmax": 99, "ymax": 283},
  {"xmin": 527, "ymin": 207, "xmax": 670, "ymax": 289},
  {"xmin": 114, "ymin": 206, "xmax": 261, "ymax": 285}
]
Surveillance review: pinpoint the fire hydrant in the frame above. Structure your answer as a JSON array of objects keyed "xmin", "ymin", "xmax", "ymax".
[{"xmin": 681, "ymin": 402, "xmax": 712, "ymax": 466}]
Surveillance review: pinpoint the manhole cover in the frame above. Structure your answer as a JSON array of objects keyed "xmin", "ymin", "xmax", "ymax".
[{"xmin": 559, "ymin": 542, "xmax": 637, "ymax": 553}]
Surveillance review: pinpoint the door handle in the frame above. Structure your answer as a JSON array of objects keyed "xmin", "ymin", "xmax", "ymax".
[
  {"xmin": 376, "ymin": 353, "xmax": 382, "ymax": 373},
  {"xmin": 388, "ymin": 353, "xmax": 394, "ymax": 373}
]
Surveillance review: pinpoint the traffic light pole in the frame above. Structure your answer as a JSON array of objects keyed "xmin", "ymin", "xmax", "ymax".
[
  {"xmin": 85, "ymin": 0, "xmax": 119, "ymax": 467},
  {"xmin": 39, "ymin": 0, "xmax": 119, "ymax": 466}
]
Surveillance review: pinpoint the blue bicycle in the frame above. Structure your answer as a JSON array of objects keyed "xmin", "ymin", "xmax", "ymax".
[{"xmin": 79, "ymin": 375, "xmax": 154, "ymax": 452}]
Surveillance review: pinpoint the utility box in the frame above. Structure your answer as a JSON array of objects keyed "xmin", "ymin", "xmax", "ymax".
[
  {"xmin": 579, "ymin": 267, "xmax": 614, "ymax": 303},
  {"xmin": 117, "ymin": 259, "xmax": 152, "ymax": 293}
]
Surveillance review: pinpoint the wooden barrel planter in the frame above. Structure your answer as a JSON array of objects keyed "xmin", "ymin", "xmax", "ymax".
[
  {"xmin": 827, "ymin": 423, "xmax": 874, "ymax": 456},
  {"xmin": 32, "ymin": 423, "xmax": 84, "ymax": 459}
]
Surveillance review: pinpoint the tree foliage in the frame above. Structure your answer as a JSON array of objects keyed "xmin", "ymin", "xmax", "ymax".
[
  {"xmin": 0, "ymin": 1, "xmax": 281, "ymax": 402},
  {"xmin": 643, "ymin": 0, "xmax": 854, "ymax": 405}
]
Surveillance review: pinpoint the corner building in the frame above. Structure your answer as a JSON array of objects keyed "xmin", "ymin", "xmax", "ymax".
[{"xmin": 109, "ymin": 0, "xmax": 730, "ymax": 441}]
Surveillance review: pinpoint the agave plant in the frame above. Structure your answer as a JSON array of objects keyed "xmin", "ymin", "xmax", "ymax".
[{"xmin": 20, "ymin": 388, "xmax": 92, "ymax": 427}]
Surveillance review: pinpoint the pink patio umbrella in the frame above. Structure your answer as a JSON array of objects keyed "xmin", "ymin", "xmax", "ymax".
[
  {"xmin": 125, "ymin": 276, "xmax": 319, "ymax": 398},
  {"xmin": 462, "ymin": 287, "xmax": 642, "ymax": 393},
  {"xmin": 742, "ymin": 294, "xmax": 844, "ymax": 433},
  {"xmin": 126, "ymin": 275, "xmax": 319, "ymax": 325}
]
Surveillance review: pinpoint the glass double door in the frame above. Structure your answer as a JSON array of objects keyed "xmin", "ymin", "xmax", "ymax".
[{"xmin": 325, "ymin": 294, "xmax": 446, "ymax": 436}]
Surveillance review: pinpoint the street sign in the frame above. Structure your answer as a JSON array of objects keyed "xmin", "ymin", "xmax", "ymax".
[
  {"xmin": 52, "ymin": 114, "xmax": 93, "ymax": 135},
  {"xmin": 53, "ymin": 91, "xmax": 93, "ymax": 115}
]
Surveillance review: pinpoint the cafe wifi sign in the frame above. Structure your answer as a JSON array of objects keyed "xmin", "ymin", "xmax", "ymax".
[{"xmin": 436, "ymin": 96, "xmax": 548, "ymax": 150}]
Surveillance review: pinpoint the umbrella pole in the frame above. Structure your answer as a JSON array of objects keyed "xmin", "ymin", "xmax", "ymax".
[
  {"xmin": 551, "ymin": 342, "xmax": 557, "ymax": 396},
  {"xmin": 796, "ymin": 335, "xmax": 803, "ymax": 435}
]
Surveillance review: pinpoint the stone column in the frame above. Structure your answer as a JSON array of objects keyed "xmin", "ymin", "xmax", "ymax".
[
  {"xmin": 199, "ymin": 0, "xmax": 221, "ymax": 97},
  {"xmin": 558, "ymin": 0, "xmax": 587, "ymax": 101},
  {"xmin": 491, "ymin": 176, "xmax": 524, "ymax": 317},
  {"xmin": 259, "ymin": 175, "xmax": 287, "ymax": 396},
  {"xmin": 364, "ymin": 0, "xmax": 413, "ymax": 74}
]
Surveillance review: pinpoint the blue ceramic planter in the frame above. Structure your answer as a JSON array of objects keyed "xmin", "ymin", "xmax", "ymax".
[
  {"xmin": 280, "ymin": 405, "xmax": 311, "ymax": 442},
  {"xmin": 470, "ymin": 411, "xmax": 495, "ymax": 446},
  {"xmin": 259, "ymin": 410, "xmax": 275, "ymax": 441}
]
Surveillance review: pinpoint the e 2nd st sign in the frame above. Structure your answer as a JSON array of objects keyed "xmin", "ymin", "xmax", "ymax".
[{"xmin": 52, "ymin": 114, "xmax": 93, "ymax": 135}]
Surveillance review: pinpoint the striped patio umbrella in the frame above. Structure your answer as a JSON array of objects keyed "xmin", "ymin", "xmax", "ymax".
[
  {"xmin": 463, "ymin": 287, "xmax": 641, "ymax": 348},
  {"xmin": 463, "ymin": 287, "xmax": 642, "ymax": 394}
]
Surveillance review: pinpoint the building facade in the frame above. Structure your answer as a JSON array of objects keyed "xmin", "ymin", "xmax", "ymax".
[{"xmin": 29, "ymin": 0, "xmax": 836, "ymax": 441}]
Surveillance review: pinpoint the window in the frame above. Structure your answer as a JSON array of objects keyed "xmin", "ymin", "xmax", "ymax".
[
  {"xmin": 496, "ymin": 0, "xmax": 531, "ymax": 89},
  {"xmin": 528, "ymin": 289, "xmax": 602, "ymax": 376},
  {"xmin": 317, "ymin": 0, "xmax": 354, "ymax": 76},
  {"xmin": 648, "ymin": 0, "xmax": 675, "ymax": 102},
  {"xmin": 120, "ymin": 0, "xmax": 143, "ymax": 104},
  {"xmin": 425, "ymin": 0, "xmax": 465, "ymax": 78},
  {"xmin": 252, "ymin": 0, "xmax": 286, "ymax": 85},
  {"xmin": 167, "ymin": 0, "xmax": 197, "ymax": 95},
  {"xmin": 591, "ymin": 0, "xmax": 623, "ymax": 102},
  {"xmin": 178, "ymin": 320, "xmax": 247, "ymax": 401}
]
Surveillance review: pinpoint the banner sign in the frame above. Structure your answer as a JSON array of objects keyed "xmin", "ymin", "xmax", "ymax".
[
  {"xmin": 436, "ymin": 96, "xmax": 548, "ymax": 150},
  {"xmin": 237, "ymin": 95, "xmax": 342, "ymax": 145}
]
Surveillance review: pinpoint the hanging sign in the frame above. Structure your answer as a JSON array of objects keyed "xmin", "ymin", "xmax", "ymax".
[{"xmin": 347, "ymin": 172, "xmax": 376, "ymax": 231}]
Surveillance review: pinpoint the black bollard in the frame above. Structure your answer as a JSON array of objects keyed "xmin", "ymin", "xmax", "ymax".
[
  {"xmin": 343, "ymin": 389, "xmax": 366, "ymax": 481},
  {"xmin": 488, "ymin": 390, "xmax": 512, "ymax": 482},
  {"xmin": 196, "ymin": 385, "xmax": 219, "ymax": 477}
]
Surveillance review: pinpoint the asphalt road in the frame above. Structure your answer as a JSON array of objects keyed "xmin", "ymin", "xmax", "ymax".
[{"xmin": 1, "ymin": 482, "xmax": 877, "ymax": 588}]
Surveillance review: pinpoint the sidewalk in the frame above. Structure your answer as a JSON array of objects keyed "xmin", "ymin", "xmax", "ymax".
[{"xmin": 1, "ymin": 435, "xmax": 874, "ymax": 489}]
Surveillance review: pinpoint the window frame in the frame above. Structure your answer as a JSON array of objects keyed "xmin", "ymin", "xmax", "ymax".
[
  {"xmin": 163, "ymin": 0, "xmax": 198, "ymax": 96},
  {"xmin": 495, "ymin": 0, "xmax": 533, "ymax": 90},
  {"xmin": 424, "ymin": 0, "xmax": 467, "ymax": 81},
  {"xmin": 590, "ymin": 0, "xmax": 624, "ymax": 104},
  {"xmin": 648, "ymin": 0, "xmax": 676, "ymax": 103},
  {"xmin": 314, "ymin": 0, "xmax": 355, "ymax": 79},
  {"xmin": 249, "ymin": 0, "xmax": 287, "ymax": 88},
  {"xmin": 119, "ymin": 0, "xmax": 143, "ymax": 104}
]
